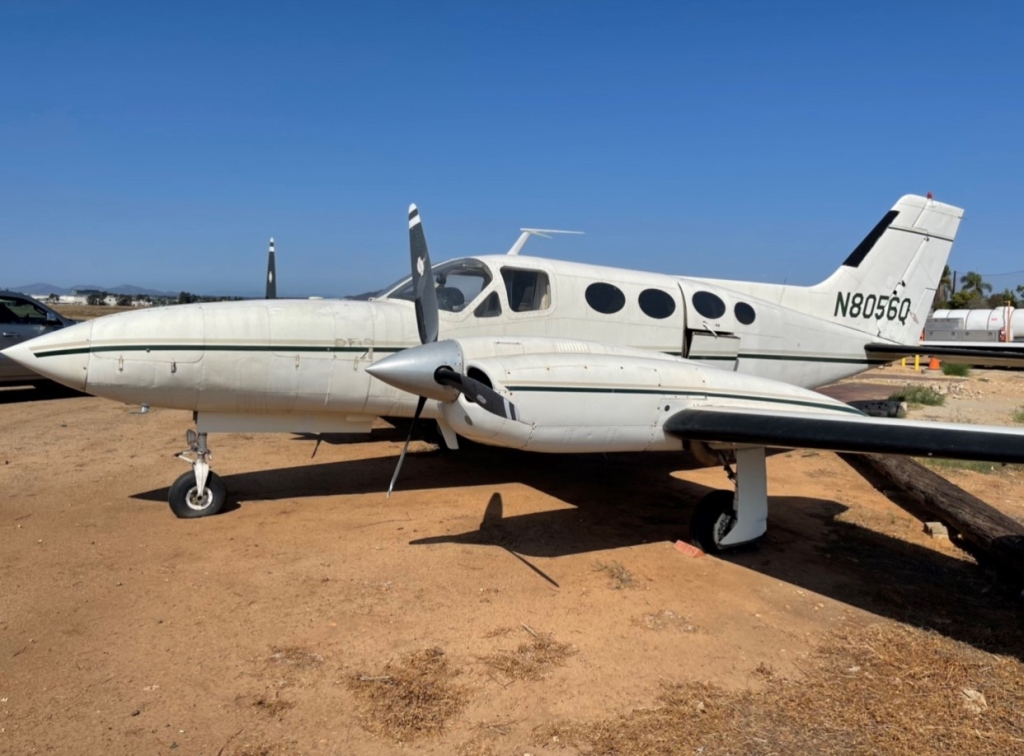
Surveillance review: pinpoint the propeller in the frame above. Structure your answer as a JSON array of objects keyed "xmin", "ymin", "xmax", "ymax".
[
  {"xmin": 266, "ymin": 238, "xmax": 277, "ymax": 299},
  {"xmin": 383, "ymin": 204, "xmax": 441, "ymax": 497},
  {"xmin": 409, "ymin": 205, "xmax": 437, "ymax": 345},
  {"xmin": 372, "ymin": 204, "xmax": 521, "ymax": 496}
]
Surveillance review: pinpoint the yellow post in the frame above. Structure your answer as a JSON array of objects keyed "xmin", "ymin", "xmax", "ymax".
[
  {"xmin": 901, "ymin": 358, "xmax": 906, "ymax": 367},
  {"xmin": 914, "ymin": 354, "xmax": 920, "ymax": 372}
]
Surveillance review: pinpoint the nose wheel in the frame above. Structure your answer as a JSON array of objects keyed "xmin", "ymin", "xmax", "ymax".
[{"xmin": 169, "ymin": 430, "xmax": 226, "ymax": 518}]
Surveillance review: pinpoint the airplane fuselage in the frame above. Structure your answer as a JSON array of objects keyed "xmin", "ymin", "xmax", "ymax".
[{"xmin": 19, "ymin": 252, "xmax": 914, "ymax": 436}]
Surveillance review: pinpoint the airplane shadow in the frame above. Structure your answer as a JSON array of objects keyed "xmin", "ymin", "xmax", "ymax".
[
  {"xmin": 415, "ymin": 487, "xmax": 1024, "ymax": 661},
  {"xmin": 0, "ymin": 383, "xmax": 88, "ymax": 404},
  {"xmin": 131, "ymin": 446, "xmax": 1024, "ymax": 660},
  {"xmin": 291, "ymin": 429, "xmax": 409, "ymax": 447},
  {"xmin": 132, "ymin": 447, "xmax": 710, "ymax": 531}
]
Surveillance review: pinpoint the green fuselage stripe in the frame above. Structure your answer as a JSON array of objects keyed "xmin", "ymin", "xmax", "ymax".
[
  {"xmin": 33, "ymin": 344, "xmax": 407, "ymax": 358},
  {"xmin": 35, "ymin": 342, "xmax": 884, "ymax": 366}
]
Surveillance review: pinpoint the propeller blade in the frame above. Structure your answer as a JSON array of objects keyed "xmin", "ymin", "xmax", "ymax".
[
  {"xmin": 435, "ymin": 367, "xmax": 520, "ymax": 421},
  {"xmin": 387, "ymin": 395, "xmax": 427, "ymax": 498},
  {"xmin": 266, "ymin": 238, "xmax": 277, "ymax": 299},
  {"xmin": 409, "ymin": 204, "xmax": 438, "ymax": 345}
]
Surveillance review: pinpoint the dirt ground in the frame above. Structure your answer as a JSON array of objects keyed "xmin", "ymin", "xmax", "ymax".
[{"xmin": 3, "ymin": 364, "xmax": 1024, "ymax": 755}]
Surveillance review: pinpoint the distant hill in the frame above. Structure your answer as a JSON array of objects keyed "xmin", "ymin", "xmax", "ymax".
[
  {"xmin": 11, "ymin": 282, "xmax": 177, "ymax": 297},
  {"xmin": 8, "ymin": 283, "xmax": 71, "ymax": 295}
]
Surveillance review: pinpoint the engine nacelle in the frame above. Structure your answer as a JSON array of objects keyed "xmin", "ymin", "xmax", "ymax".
[{"xmin": 437, "ymin": 338, "xmax": 854, "ymax": 454}]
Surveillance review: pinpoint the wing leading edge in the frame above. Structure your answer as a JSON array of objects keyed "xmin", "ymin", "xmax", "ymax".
[{"xmin": 665, "ymin": 406, "xmax": 1024, "ymax": 464}]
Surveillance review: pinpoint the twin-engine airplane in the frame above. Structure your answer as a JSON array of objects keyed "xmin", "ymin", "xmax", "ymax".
[{"xmin": 7, "ymin": 194, "xmax": 1024, "ymax": 552}]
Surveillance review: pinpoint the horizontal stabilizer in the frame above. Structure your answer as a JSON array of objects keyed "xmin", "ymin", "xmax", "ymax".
[
  {"xmin": 866, "ymin": 342, "xmax": 1024, "ymax": 369},
  {"xmin": 665, "ymin": 406, "xmax": 1024, "ymax": 464}
]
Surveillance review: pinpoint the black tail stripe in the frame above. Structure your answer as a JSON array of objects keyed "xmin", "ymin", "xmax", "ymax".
[{"xmin": 842, "ymin": 210, "xmax": 899, "ymax": 269}]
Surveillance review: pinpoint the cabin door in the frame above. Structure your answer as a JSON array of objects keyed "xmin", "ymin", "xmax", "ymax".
[{"xmin": 677, "ymin": 283, "xmax": 741, "ymax": 370}]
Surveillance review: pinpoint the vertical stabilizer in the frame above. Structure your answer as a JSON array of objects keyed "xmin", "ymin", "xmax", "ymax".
[{"xmin": 811, "ymin": 195, "xmax": 963, "ymax": 343}]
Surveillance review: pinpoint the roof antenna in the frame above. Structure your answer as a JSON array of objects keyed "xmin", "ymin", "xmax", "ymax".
[{"xmin": 507, "ymin": 228, "xmax": 583, "ymax": 256}]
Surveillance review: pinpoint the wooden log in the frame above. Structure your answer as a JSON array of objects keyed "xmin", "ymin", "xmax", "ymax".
[{"xmin": 838, "ymin": 453, "xmax": 1024, "ymax": 586}]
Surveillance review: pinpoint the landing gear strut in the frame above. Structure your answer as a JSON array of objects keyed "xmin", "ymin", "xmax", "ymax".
[
  {"xmin": 168, "ymin": 430, "xmax": 226, "ymax": 518},
  {"xmin": 690, "ymin": 447, "xmax": 768, "ymax": 553}
]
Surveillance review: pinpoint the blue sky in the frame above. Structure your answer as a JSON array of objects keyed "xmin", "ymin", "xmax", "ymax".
[{"xmin": 2, "ymin": 1, "xmax": 1023, "ymax": 296}]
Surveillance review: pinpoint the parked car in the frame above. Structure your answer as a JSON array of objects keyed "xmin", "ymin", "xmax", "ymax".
[{"xmin": 0, "ymin": 291, "xmax": 79, "ymax": 385}]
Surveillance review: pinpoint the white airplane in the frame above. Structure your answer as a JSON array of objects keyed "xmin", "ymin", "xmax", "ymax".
[{"xmin": 7, "ymin": 194, "xmax": 1024, "ymax": 552}]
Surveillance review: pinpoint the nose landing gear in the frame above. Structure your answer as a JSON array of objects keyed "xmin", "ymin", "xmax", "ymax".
[{"xmin": 168, "ymin": 430, "xmax": 226, "ymax": 518}]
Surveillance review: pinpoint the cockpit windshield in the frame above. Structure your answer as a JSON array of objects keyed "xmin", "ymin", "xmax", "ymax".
[{"xmin": 379, "ymin": 259, "xmax": 493, "ymax": 312}]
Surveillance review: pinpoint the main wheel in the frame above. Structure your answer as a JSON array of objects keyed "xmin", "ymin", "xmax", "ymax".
[
  {"xmin": 168, "ymin": 471, "xmax": 226, "ymax": 519},
  {"xmin": 690, "ymin": 490, "xmax": 738, "ymax": 553}
]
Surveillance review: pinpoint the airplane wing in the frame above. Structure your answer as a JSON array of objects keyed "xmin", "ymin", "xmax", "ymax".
[
  {"xmin": 865, "ymin": 341, "xmax": 1024, "ymax": 368},
  {"xmin": 664, "ymin": 406, "xmax": 1024, "ymax": 464}
]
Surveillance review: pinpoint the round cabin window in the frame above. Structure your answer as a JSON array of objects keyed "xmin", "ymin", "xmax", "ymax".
[
  {"xmin": 638, "ymin": 289, "xmax": 676, "ymax": 319},
  {"xmin": 692, "ymin": 291, "xmax": 726, "ymax": 320},
  {"xmin": 585, "ymin": 282, "xmax": 626, "ymax": 314},
  {"xmin": 735, "ymin": 302, "xmax": 756, "ymax": 325}
]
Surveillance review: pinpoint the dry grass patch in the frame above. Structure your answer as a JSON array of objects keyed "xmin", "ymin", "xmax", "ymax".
[
  {"xmin": 635, "ymin": 609, "xmax": 698, "ymax": 633},
  {"xmin": 250, "ymin": 691, "xmax": 295, "ymax": 717},
  {"xmin": 260, "ymin": 645, "xmax": 326, "ymax": 689},
  {"xmin": 548, "ymin": 622, "xmax": 1024, "ymax": 755},
  {"xmin": 348, "ymin": 647, "xmax": 468, "ymax": 742},
  {"xmin": 267, "ymin": 645, "xmax": 324, "ymax": 669},
  {"xmin": 455, "ymin": 721, "xmax": 519, "ymax": 756},
  {"xmin": 481, "ymin": 628, "xmax": 577, "ymax": 682},
  {"xmin": 594, "ymin": 559, "xmax": 636, "ymax": 589},
  {"xmin": 228, "ymin": 740, "xmax": 299, "ymax": 756}
]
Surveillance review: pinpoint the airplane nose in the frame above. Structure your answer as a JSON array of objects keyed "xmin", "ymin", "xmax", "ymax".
[{"xmin": 1, "ymin": 320, "xmax": 94, "ymax": 391}]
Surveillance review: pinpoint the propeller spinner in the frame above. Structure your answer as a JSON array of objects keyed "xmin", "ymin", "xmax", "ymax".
[{"xmin": 366, "ymin": 204, "xmax": 521, "ymax": 496}]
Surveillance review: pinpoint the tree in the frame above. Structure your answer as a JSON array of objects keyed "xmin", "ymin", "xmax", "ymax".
[
  {"xmin": 987, "ymin": 289, "xmax": 1019, "ymax": 308},
  {"xmin": 932, "ymin": 264, "xmax": 953, "ymax": 309},
  {"xmin": 946, "ymin": 271, "xmax": 991, "ymax": 309},
  {"xmin": 116, "ymin": 294, "xmax": 133, "ymax": 307},
  {"xmin": 959, "ymin": 271, "xmax": 992, "ymax": 297},
  {"xmin": 86, "ymin": 293, "xmax": 107, "ymax": 306},
  {"xmin": 949, "ymin": 289, "xmax": 985, "ymax": 309},
  {"xmin": 177, "ymin": 291, "xmax": 199, "ymax": 305}
]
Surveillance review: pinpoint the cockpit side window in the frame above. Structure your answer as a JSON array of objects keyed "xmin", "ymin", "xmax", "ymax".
[
  {"xmin": 500, "ymin": 268, "xmax": 551, "ymax": 312},
  {"xmin": 473, "ymin": 291, "xmax": 502, "ymax": 318},
  {"xmin": 382, "ymin": 260, "xmax": 493, "ymax": 313}
]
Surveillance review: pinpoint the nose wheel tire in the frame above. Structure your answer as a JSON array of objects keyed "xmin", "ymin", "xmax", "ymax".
[
  {"xmin": 690, "ymin": 489, "xmax": 739, "ymax": 553},
  {"xmin": 168, "ymin": 471, "xmax": 226, "ymax": 519}
]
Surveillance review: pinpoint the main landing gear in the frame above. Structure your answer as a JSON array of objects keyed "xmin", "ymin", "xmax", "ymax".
[
  {"xmin": 690, "ymin": 447, "xmax": 768, "ymax": 553},
  {"xmin": 168, "ymin": 430, "xmax": 226, "ymax": 519}
]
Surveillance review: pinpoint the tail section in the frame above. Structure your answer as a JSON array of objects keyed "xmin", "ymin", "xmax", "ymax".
[
  {"xmin": 266, "ymin": 238, "xmax": 277, "ymax": 299},
  {"xmin": 811, "ymin": 194, "xmax": 963, "ymax": 343}
]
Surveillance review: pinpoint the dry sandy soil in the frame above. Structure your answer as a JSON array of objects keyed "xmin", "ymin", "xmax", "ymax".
[{"xmin": 3, "ymin": 363, "xmax": 1024, "ymax": 755}]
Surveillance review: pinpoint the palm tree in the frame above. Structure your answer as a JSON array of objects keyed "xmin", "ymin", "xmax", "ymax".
[{"xmin": 960, "ymin": 271, "xmax": 992, "ymax": 297}]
